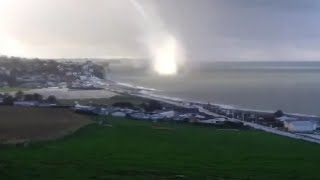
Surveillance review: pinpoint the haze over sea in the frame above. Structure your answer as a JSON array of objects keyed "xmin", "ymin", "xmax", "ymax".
[{"xmin": 111, "ymin": 61, "xmax": 320, "ymax": 116}]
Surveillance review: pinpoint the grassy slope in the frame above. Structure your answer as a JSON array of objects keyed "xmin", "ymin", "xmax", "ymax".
[
  {"xmin": 59, "ymin": 95, "xmax": 148, "ymax": 106},
  {"xmin": 0, "ymin": 119, "xmax": 319, "ymax": 179}
]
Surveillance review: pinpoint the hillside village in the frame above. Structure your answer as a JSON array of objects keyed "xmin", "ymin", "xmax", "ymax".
[{"xmin": 0, "ymin": 56, "xmax": 106, "ymax": 89}]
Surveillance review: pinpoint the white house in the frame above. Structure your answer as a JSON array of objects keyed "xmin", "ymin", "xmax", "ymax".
[
  {"xmin": 130, "ymin": 113, "xmax": 149, "ymax": 120},
  {"xmin": 195, "ymin": 115, "xmax": 206, "ymax": 119},
  {"xmin": 158, "ymin": 110, "xmax": 176, "ymax": 118},
  {"xmin": 79, "ymin": 76, "xmax": 89, "ymax": 81},
  {"xmin": 123, "ymin": 108, "xmax": 135, "ymax": 114},
  {"xmin": 284, "ymin": 120, "xmax": 316, "ymax": 133},
  {"xmin": 111, "ymin": 111, "xmax": 126, "ymax": 117},
  {"xmin": 73, "ymin": 104, "xmax": 95, "ymax": 111}
]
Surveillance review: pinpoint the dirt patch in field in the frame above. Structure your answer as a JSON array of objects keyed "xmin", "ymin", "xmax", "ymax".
[{"xmin": 0, "ymin": 107, "xmax": 93, "ymax": 144}]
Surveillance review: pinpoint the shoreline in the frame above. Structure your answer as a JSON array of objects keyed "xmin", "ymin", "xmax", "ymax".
[
  {"xmin": 128, "ymin": 89, "xmax": 320, "ymax": 144},
  {"xmin": 135, "ymin": 89, "xmax": 320, "ymax": 119},
  {"xmin": 112, "ymin": 80, "xmax": 320, "ymax": 118},
  {"xmin": 6, "ymin": 81, "xmax": 319, "ymax": 119}
]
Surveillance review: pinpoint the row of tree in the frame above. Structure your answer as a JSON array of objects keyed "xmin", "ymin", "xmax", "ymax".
[
  {"xmin": 112, "ymin": 100, "xmax": 163, "ymax": 112},
  {"xmin": 0, "ymin": 91, "xmax": 57, "ymax": 105}
]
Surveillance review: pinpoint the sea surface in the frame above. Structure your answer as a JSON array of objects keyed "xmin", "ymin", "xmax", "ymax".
[{"xmin": 110, "ymin": 62, "xmax": 320, "ymax": 115}]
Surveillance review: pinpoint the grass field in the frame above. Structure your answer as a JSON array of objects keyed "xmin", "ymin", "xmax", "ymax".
[
  {"xmin": 0, "ymin": 87, "xmax": 30, "ymax": 93},
  {"xmin": 0, "ymin": 107, "xmax": 92, "ymax": 143},
  {"xmin": 0, "ymin": 117, "xmax": 320, "ymax": 179},
  {"xmin": 59, "ymin": 95, "xmax": 148, "ymax": 106}
]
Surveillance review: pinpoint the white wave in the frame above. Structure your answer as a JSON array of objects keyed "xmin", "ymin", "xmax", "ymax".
[{"xmin": 116, "ymin": 82, "xmax": 159, "ymax": 91}]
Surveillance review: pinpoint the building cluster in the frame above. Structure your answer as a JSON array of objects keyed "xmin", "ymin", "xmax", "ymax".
[
  {"xmin": 0, "ymin": 58, "xmax": 105, "ymax": 89},
  {"xmin": 203, "ymin": 103, "xmax": 320, "ymax": 134},
  {"xmin": 73, "ymin": 102, "xmax": 246, "ymax": 129}
]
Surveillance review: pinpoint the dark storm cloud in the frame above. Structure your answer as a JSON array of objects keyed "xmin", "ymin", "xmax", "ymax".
[
  {"xmin": 151, "ymin": 0, "xmax": 320, "ymax": 60},
  {"xmin": 1, "ymin": 0, "xmax": 320, "ymax": 60}
]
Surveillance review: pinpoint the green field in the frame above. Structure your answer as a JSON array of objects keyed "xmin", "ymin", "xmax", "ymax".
[
  {"xmin": 0, "ymin": 118, "xmax": 320, "ymax": 179},
  {"xmin": 59, "ymin": 95, "xmax": 148, "ymax": 106},
  {"xmin": 0, "ymin": 87, "xmax": 30, "ymax": 93}
]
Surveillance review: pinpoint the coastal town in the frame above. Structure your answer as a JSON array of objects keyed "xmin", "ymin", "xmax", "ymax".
[
  {"xmin": 0, "ymin": 56, "xmax": 106, "ymax": 90},
  {"xmin": 2, "ymin": 1, "xmax": 320, "ymax": 178},
  {"xmin": 1, "ymin": 56, "xmax": 320, "ymax": 145}
]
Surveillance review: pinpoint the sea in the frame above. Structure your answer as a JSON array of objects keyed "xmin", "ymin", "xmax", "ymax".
[{"xmin": 109, "ymin": 61, "xmax": 320, "ymax": 116}]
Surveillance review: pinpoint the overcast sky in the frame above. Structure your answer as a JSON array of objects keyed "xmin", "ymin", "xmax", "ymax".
[{"xmin": 0, "ymin": 0, "xmax": 320, "ymax": 61}]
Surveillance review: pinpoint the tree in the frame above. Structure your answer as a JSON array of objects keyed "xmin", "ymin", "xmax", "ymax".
[
  {"xmin": 46, "ymin": 95, "xmax": 57, "ymax": 104},
  {"xmin": 3, "ymin": 95, "xmax": 14, "ymax": 105},
  {"xmin": 32, "ymin": 93, "xmax": 43, "ymax": 102},
  {"xmin": 44, "ymin": 60, "xmax": 59, "ymax": 74},
  {"xmin": 148, "ymin": 100, "xmax": 162, "ymax": 111},
  {"xmin": 23, "ymin": 94, "xmax": 34, "ymax": 101},
  {"xmin": 92, "ymin": 65, "xmax": 105, "ymax": 79},
  {"xmin": 8, "ymin": 68, "xmax": 17, "ymax": 86},
  {"xmin": 15, "ymin": 90, "xmax": 24, "ymax": 101},
  {"xmin": 112, "ymin": 102, "xmax": 134, "ymax": 108},
  {"xmin": 274, "ymin": 110, "xmax": 284, "ymax": 118},
  {"xmin": 141, "ymin": 100, "xmax": 162, "ymax": 112}
]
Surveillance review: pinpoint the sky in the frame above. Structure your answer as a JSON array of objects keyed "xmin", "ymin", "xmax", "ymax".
[{"xmin": 0, "ymin": 0, "xmax": 320, "ymax": 61}]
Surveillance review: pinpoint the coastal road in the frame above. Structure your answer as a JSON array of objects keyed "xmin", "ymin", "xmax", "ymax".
[{"xmin": 135, "ymin": 92, "xmax": 320, "ymax": 144}]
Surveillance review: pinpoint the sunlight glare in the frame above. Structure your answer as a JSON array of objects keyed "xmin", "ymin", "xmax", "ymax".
[{"xmin": 153, "ymin": 36, "xmax": 178, "ymax": 75}]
